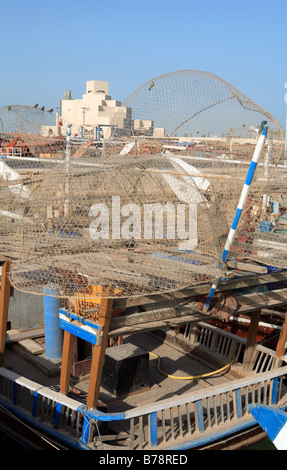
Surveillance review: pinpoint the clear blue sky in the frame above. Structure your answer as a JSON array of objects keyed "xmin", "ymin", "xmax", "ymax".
[{"xmin": 1, "ymin": 0, "xmax": 287, "ymax": 126}]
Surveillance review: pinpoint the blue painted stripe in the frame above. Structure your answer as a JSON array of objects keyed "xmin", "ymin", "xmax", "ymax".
[
  {"xmin": 258, "ymin": 121, "xmax": 267, "ymax": 135},
  {"xmin": 32, "ymin": 391, "xmax": 38, "ymax": 417},
  {"xmin": 195, "ymin": 400, "xmax": 205, "ymax": 432},
  {"xmin": 231, "ymin": 208, "xmax": 243, "ymax": 231},
  {"xmin": 222, "ymin": 249, "xmax": 229, "ymax": 263},
  {"xmin": 59, "ymin": 308, "xmax": 100, "ymax": 330},
  {"xmin": 204, "ymin": 286, "xmax": 217, "ymax": 307},
  {"xmin": 234, "ymin": 389, "xmax": 243, "ymax": 418},
  {"xmin": 54, "ymin": 402, "xmax": 62, "ymax": 429},
  {"xmin": 59, "ymin": 317, "xmax": 98, "ymax": 344},
  {"xmin": 271, "ymin": 377, "xmax": 279, "ymax": 405},
  {"xmin": 80, "ymin": 407, "xmax": 126, "ymax": 422},
  {"xmin": 245, "ymin": 160, "xmax": 258, "ymax": 186},
  {"xmin": 149, "ymin": 412, "xmax": 158, "ymax": 447}
]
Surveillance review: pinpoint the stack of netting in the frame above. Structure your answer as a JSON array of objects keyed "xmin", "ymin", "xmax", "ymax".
[{"xmin": 0, "ymin": 70, "xmax": 284, "ymax": 301}]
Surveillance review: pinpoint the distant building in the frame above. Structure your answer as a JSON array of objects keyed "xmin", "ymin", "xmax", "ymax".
[{"xmin": 41, "ymin": 80, "xmax": 156, "ymax": 139}]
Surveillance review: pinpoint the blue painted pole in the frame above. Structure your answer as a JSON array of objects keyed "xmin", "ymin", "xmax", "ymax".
[
  {"xmin": 203, "ymin": 122, "xmax": 268, "ymax": 312},
  {"xmin": 43, "ymin": 285, "xmax": 63, "ymax": 359}
]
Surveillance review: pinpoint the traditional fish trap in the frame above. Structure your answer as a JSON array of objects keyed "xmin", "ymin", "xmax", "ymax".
[{"xmin": 0, "ymin": 70, "xmax": 284, "ymax": 304}]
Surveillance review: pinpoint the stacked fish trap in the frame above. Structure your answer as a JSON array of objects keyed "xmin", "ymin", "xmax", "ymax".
[{"xmin": 0, "ymin": 70, "xmax": 284, "ymax": 314}]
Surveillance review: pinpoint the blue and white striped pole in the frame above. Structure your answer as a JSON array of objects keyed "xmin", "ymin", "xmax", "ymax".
[
  {"xmin": 64, "ymin": 123, "xmax": 71, "ymax": 216},
  {"xmin": 203, "ymin": 122, "xmax": 268, "ymax": 312}
]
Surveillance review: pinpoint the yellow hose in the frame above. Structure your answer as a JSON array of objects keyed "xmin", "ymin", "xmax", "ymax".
[{"xmin": 149, "ymin": 352, "xmax": 236, "ymax": 380}]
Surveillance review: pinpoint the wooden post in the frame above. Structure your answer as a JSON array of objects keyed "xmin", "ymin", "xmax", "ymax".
[
  {"xmin": 59, "ymin": 331, "xmax": 75, "ymax": 394},
  {"xmin": 87, "ymin": 297, "xmax": 113, "ymax": 409},
  {"xmin": 0, "ymin": 261, "xmax": 11, "ymax": 367},
  {"xmin": 274, "ymin": 308, "xmax": 287, "ymax": 366},
  {"xmin": 243, "ymin": 309, "xmax": 261, "ymax": 371}
]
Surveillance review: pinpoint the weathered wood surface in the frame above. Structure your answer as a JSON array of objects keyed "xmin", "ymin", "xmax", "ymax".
[
  {"xmin": 236, "ymin": 288, "xmax": 287, "ymax": 314},
  {"xmin": 109, "ymin": 286, "xmax": 287, "ymax": 337},
  {"xmin": 6, "ymin": 328, "xmax": 45, "ymax": 344},
  {"xmin": 112, "ymin": 271, "xmax": 287, "ymax": 309}
]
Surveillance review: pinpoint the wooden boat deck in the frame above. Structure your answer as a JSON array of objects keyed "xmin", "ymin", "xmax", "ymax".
[
  {"xmin": 3, "ymin": 326, "xmax": 244, "ymax": 414},
  {"xmin": 4, "ymin": 269, "xmax": 287, "ymax": 417},
  {"xmin": 2, "ymin": 268, "xmax": 287, "ymax": 449}
]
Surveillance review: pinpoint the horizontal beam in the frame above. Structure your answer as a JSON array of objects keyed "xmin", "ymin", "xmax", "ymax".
[
  {"xmin": 113, "ymin": 271, "xmax": 287, "ymax": 309},
  {"xmin": 109, "ymin": 314, "xmax": 208, "ymax": 337},
  {"xmin": 109, "ymin": 287, "xmax": 287, "ymax": 336}
]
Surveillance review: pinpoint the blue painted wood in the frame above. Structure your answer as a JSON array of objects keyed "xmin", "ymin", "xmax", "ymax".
[
  {"xmin": 59, "ymin": 317, "xmax": 99, "ymax": 344},
  {"xmin": 59, "ymin": 308, "xmax": 100, "ymax": 344},
  {"xmin": 59, "ymin": 308, "xmax": 101, "ymax": 331},
  {"xmin": 32, "ymin": 391, "xmax": 38, "ymax": 417},
  {"xmin": 149, "ymin": 412, "xmax": 158, "ymax": 447},
  {"xmin": 234, "ymin": 389, "xmax": 243, "ymax": 418},
  {"xmin": 54, "ymin": 402, "xmax": 62, "ymax": 429},
  {"xmin": 271, "ymin": 377, "xmax": 278, "ymax": 405},
  {"xmin": 195, "ymin": 400, "xmax": 205, "ymax": 432},
  {"xmin": 249, "ymin": 404, "xmax": 287, "ymax": 449}
]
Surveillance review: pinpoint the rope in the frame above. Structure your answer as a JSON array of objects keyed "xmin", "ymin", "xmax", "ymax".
[
  {"xmin": 149, "ymin": 352, "xmax": 236, "ymax": 380},
  {"xmin": 81, "ymin": 405, "xmax": 104, "ymax": 450}
]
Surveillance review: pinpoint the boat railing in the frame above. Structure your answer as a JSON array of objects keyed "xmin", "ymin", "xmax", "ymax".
[
  {"xmin": 195, "ymin": 321, "xmax": 246, "ymax": 363},
  {"xmin": 194, "ymin": 322, "xmax": 277, "ymax": 374},
  {"xmin": 0, "ymin": 366, "xmax": 84, "ymax": 448},
  {"xmin": 111, "ymin": 366, "xmax": 287, "ymax": 450},
  {"xmin": 1, "ymin": 354, "xmax": 287, "ymax": 449}
]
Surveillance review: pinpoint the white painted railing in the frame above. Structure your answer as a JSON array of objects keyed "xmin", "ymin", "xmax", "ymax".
[
  {"xmin": 194, "ymin": 322, "xmax": 277, "ymax": 374},
  {"xmin": 114, "ymin": 367, "xmax": 287, "ymax": 449},
  {"xmin": 195, "ymin": 322, "xmax": 246, "ymax": 363},
  {"xmin": 0, "ymin": 367, "xmax": 85, "ymax": 448},
  {"xmin": 1, "ymin": 334, "xmax": 287, "ymax": 450}
]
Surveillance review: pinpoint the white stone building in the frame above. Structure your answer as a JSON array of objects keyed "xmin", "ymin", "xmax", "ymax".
[{"xmin": 42, "ymin": 80, "xmax": 155, "ymax": 139}]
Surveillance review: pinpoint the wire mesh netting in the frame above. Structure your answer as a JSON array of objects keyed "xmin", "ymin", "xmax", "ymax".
[{"xmin": 0, "ymin": 70, "xmax": 285, "ymax": 309}]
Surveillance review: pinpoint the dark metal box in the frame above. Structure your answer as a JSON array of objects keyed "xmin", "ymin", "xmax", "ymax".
[{"xmin": 102, "ymin": 343, "xmax": 149, "ymax": 396}]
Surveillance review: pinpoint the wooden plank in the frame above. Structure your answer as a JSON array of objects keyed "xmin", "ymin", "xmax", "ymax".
[
  {"xmin": 236, "ymin": 289, "xmax": 287, "ymax": 315},
  {"xmin": 6, "ymin": 328, "xmax": 45, "ymax": 344},
  {"xmin": 17, "ymin": 339, "xmax": 45, "ymax": 355},
  {"xmin": 87, "ymin": 297, "xmax": 113, "ymax": 409},
  {"xmin": 275, "ymin": 309, "xmax": 287, "ymax": 359},
  {"xmin": 109, "ymin": 303, "xmax": 199, "ymax": 329},
  {"xmin": 112, "ymin": 271, "xmax": 287, "ymax": 309},
  {"xmin": 109, "ymin": 314, "xmax": 208, "ymax": 337},
  {"xmin": 226, "ymin": 261, "xmax": 268, "ymax": 273},
  {"xmin": 108, "ymin": 288, "xmax": 287, "ymax": 336},
  {"xmin": 60, "ymin": 331, "xmax": 75, "ymax": 395}
]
